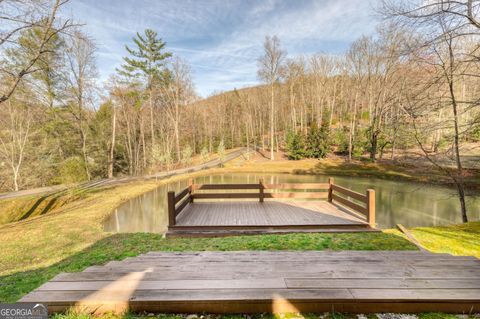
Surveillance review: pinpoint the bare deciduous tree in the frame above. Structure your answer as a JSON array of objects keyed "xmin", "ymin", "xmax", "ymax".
[
  {"xmin": 64, "ymin": 30, "xmax": 97, "ymax": 180},
  {"xmin": 0, "ymin": 100, "xmax": 32, "ymax": 191},
  {"xmin": 381, "ymin": 0, "xmax": 480, "ymax": 222},
  {"xmin": 160, "ymin": 57, "xmax": 196, "ymax": 161},
  {"xmin": 0, "ymin": 0, "xmax": 75, "ymax": 105},
  {"xmin": 257, "ymin": 35, "xmax": 286, "ymax": 160}
]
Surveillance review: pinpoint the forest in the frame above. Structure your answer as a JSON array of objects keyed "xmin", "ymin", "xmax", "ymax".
[{"xmin": 1, "ymin": 1, "xmax": 479, "ymax": 222}]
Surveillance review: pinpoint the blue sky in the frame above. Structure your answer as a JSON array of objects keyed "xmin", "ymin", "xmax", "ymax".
[{"xmin": 64, "ymin": 0, "xmax": 380, "ymax": 97}]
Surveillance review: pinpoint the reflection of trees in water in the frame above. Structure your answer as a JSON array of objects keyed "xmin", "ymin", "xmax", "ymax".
[{"xmin": 376, "ymin": 181, "xmax": 463, "ymax": 227}]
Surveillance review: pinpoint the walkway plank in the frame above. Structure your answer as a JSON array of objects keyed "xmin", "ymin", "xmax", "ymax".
[
  {"xmin": 38, "ymin": 279, "xmax": 287, "ymax": 290},
  {"xmin": 171, "ymin": 201, "xmax": 371, "ymax": 237},
  {"xmin": 20, "ymin": 251, "xmax": 480, "ymax": 314},
  {"xmin": 286, "ymin": 278, "xmax": 480, "ymax": 289}
]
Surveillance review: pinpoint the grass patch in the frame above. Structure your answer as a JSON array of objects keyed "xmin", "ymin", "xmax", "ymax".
[
  {"xmin": 0, "ymin": 192, "xmax": 80, "ymax": 225},
  {"xmin": 0, "ymin": 231, "xmax": 416, "ymax": 302},
  {"xmin": 410, "ymin": 221, "xmax": 480, "ymax": 258}
]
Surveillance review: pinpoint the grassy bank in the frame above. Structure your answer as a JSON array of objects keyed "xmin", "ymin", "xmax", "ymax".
[
  {"xmin": 0, "ymin": 189, "xmax": 88, "ymax": 225},
  {"xmin": 410, "ymin": 221, "xmax": 480, "ymax": 258}
]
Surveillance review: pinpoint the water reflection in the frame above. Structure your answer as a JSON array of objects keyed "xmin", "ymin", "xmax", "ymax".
[{"xmin": 103, "ymin": 173, "xmax": 480, "ymax": 233}]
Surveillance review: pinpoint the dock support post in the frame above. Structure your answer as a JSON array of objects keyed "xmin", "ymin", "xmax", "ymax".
[
  {"xmin": 328, "ymin": 177, "xmax": 334, "ymax": 202},
  {"xmin": 168, "ymin": 191, "xmax": 176, "ymax": 227},
  {"xmin": 366, "ymin": 189, "xmax": 375, "ymax": 227},
  {"xmin": 188, "ymin": 178, "xmax": 194, "ymax": 203},
  {"xmin": 259, "ymin": 179, "xmax": 264, "ymax": 203}
]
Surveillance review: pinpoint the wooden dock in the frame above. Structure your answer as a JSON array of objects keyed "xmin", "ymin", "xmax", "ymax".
[
  {"xmin": 167, "ymin": 178, "xmax": 377, "ymax": 237},
  {"xmin": 20, "ymin": 251, "xmax": 480, "ymax": 314}
]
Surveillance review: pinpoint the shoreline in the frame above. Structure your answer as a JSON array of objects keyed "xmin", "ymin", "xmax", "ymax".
[{"xmin": 219, "ymin": 156, "xmax": 480, "ymax": 191}]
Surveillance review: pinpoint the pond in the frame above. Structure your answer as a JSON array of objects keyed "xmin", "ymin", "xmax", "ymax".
[{"xmin": 103, "ymin": 173, "xmax": 480, "ymax": 233}]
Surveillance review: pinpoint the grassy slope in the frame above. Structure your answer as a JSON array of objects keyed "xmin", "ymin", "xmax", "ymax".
[
  {"xmin": 0, "ymin": 193, "xmax": 80, "ymax": 225},
  {"xmin": 0, "ymin": 181, "xmax": 160, "ymax": 277},
  {"xmin": 410, "ymin": 221, "xmax": 480, "ymax": 258}
]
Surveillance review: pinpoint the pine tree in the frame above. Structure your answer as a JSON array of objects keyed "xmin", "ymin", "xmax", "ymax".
[
  {"xmin": 117, "ymin": 29, "xmax": 172, "ymax": 152},
  {"xmin": 305, "ymin": 121, "xmax": 330, "ymax": 159},
  {"xmin": 117, "ymin": 29, "xmax": 172, "ymax": 86},
  {"xmin": 285, "ymin": 131, "xmax": 305, "ymax": 160}
]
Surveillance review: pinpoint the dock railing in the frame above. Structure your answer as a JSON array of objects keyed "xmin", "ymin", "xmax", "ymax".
[
  {"xmin": 167, "ymin": 177, "xmax": 375, "ymax": 227},
  {"xmin": 328, "ymin": 177, "xmax": 375, "ymax": 226}
]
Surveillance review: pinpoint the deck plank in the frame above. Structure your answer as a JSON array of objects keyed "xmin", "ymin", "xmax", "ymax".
[
  {"xmin": 175, "ymin": 201, "xmax": 367, "ymax": 227},
  {"xmin": 21, "ymin": 251, "xmax": 480, "ymax": 314}
]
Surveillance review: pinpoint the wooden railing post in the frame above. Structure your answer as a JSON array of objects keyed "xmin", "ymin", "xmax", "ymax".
[
  {"xmin": 366, "ymin": 189, "xmax": 375, "ymax": 227},
  {"xmin": 168, "ymin": 191, "xmax": 176, "ymax": 227},
  {"xmin": 328, "ymin": 177, "xmax": 334, "ymax": 202},
  {"xmin": 259, "ymin": 179, "xmax": 264, "ymax": 203},
  {"xmin": 188, "ymin": 178, "xmax": 194, "ymax": 203}
]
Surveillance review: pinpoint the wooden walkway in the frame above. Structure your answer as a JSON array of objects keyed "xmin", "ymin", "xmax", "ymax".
[{"xmin": 21, "ymin": 251, "xmax": 480, "ymax": 314}]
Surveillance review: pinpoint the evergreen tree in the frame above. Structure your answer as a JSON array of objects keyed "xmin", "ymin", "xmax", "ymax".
[
  {"xmin": 305, "ymin": 121, "xmax": 330, "ymax": 159},
  {"xmin": 285, "ymin": 131, "xmax": 305, "ymax": 160},
  {"xmin": 117, "ymin": 29, "xmax": 172, "ymax": 152},
  {"xmin": 117, "ymin": 29, "xmax": 172, "ymax": 86}
]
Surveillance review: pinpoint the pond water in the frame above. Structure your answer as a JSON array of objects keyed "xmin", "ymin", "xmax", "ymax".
[{"xmin": 103, "ymin": 173, "xmax": 480, "ymax": 233}]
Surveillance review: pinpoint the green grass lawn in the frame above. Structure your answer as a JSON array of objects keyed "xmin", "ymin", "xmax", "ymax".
[{"xmin": 410, "ymin": 221, "xmax": 480, "ymax": 258}]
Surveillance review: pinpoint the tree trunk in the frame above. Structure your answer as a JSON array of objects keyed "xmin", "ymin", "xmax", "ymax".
[
  {"xmin": 370, "ymin": 131, "xmax": 378, "ymax": 161},
  {"xmin": 348, "ymin": 91, "xmax": 358, "ymax": 162},
  {"xmin": 81, "ymin": 128, "xmax": 90, "ymax": 180},
  {"xmin": 149, "ymin": 88, "xmax": 155, "ymax": 151},
  {"xmin": 175, "ymin": 88, "xmax": 181, "ymax": 161},
  {"xmin": 454, "ymin": 180, "xmax": 468, "ymax": 223},
  {"xmin": 108, "ymin": 105, "xmax": 116, "ymax": 179},
  {"xmin": 12, "ymin": 166, "xmax": 19, "ymax": 191},
  {"xmin": 174, "ymin": 121, "xmax": 180, "ymax": 161},
  {"xmin": 270, "ymin": 83, "xmax": 275, "ymax": 160},
  {"xmin": 329, "ymin": 79, "xmax": 337, "ymax": 129},
  {"xmin": 449, "ymin": 78, "xmax": 468, "ymax": 222},
  {"xmin": 446, "ymin": 39, "xmax": 468, "ymax": 223},
  {"xmin": 78, "ymin": 95, "xmax": 90, "ymax": 181},
  {"xmin": 140, "ymin": 116, "xmax": 146, "ymax": 172}
]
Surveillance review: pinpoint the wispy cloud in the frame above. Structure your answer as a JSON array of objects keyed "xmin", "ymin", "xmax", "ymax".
[{"xmin": 63, "ymin": 0, "xmax": 380, "ymax": 97}]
